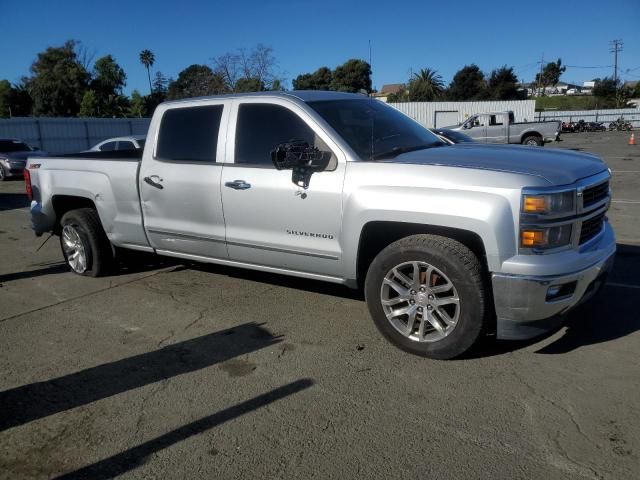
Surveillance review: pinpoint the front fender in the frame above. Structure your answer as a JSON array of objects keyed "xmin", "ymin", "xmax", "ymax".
[{"xmin": 341, "ymin": 185, "xmax": 517, "ymax": 281}]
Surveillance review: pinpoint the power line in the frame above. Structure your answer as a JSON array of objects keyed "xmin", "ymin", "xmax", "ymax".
[{"xmin": 565, "ymin": 65, "xmax": 613, "ymax": 69}]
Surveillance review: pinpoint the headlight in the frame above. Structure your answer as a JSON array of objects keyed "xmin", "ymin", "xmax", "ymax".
[
  {"xmin": 520, "ymin": 224, "xmax": 573, "ymax": 249},
  {"xmin": 522, "ymin": 191, "xmax": 575, "ymax": 216}
]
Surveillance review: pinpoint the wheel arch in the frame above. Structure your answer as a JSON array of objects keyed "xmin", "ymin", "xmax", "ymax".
[
  {"xmin": 51, "ymin": 195, "xmax": 98, "ymax": 232},
  {"xmin": 521, "ymin": 131, "xmax": 543, "ymax": 143},
  {"xmin": 355, "ymin": 221, "xmax": 489, "ymax": 288}
]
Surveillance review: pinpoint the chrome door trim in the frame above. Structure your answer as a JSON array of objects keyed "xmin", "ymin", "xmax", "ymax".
[{"xmin": 148, "ymin": 229, "xmax": 339, "ymax": 260}]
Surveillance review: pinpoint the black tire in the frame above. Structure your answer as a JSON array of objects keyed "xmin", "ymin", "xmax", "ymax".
[
  {"xmin": 364, "ymin": 234, "xmax": 486, "ymax": 360},
  {"xmin": 522, "ymin": 135, "xmax": 543, "ymax": 146},
  {"xmin": 59, "ymin": 208, "xmax": 114, "ymax": 277},
  {"xmin": 0, "ymin": 164, "xmax": 6, "ymax": 182}
]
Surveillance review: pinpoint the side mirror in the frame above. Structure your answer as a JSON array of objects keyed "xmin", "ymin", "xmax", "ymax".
[
  {"xmin": 463, "ymin": 123, "xmax": 471, "ymax": 129},
  {"xmin": 31, "ymin": 146, "xmax": 40, "ymax": 151},
  {"xmin": 271, "ymin": 141, "xmax": 332, "ymax": 189}
]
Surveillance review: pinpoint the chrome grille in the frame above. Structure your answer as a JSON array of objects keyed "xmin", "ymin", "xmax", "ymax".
[
  {"xmin": 580, "ymin": 212, "xmax": 605, "ymax": 244},
  {"xmin": 582, "ymin": 181, "xmax": 609, "ymax": 209}
]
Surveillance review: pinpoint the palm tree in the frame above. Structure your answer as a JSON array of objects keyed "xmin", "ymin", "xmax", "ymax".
[
  {"xmin": 139, "ymin": 50, "xmax": 155, "ymax": 94},
  {"xmin": 409, "ymin": 68, "xmax": 444, "ymax": 101}
]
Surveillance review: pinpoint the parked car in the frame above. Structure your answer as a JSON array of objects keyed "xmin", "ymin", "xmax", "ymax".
[
  {"xmin": 429, "ymin": 128, "xmax": 475, "ymax": 144},
  {"xmin": 0, "ymin": 138, "xmax": 47, "ymax": 181},
  {"xmin": 444, "ymin": 111, "xmax": 561, "ymax": 146},
  {"xmin": 26, "ymin": 92, "xmax": 615, "ymax": 359},
  {"xmin": 85, "ymin": 135, "xmax": 146, "ymax": 152}
]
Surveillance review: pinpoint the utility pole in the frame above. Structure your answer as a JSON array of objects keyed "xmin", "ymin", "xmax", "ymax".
[
  {"xmin": 610, "ymin": 39, "xmax": 623, "ymax": 86},
  {"xmin": 369, "ymin": 40, "xmax": 373, "ymax": 95},
  {"xmin": 537, "ymin": 53, "xmax": 545, "ymax": 96}
]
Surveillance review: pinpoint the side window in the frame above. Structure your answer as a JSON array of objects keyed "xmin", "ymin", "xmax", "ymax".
[
  {"xmin": 100, "ymin": 141, "xmax": 116, "ymax": 151},
  {"xmin": 117, "ymin": 141, "xmax": 135, "ymax": 151},
  {"xmin": 156, "ymin": 105, "xmax": 223, "ymax": 162},
  {"xmin": 235, "ymin": 103, "xmax": 332, "ymax": 167}
]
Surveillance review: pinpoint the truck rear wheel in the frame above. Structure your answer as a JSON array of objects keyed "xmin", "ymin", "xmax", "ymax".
[
  {"xmin": 364, "ymin": 234, "xmax": 486, "ymax": 360},
  {"xmin": 522, "ymin": 135, "xmax": 543, "ymax": 146},
  {"xmin": 59, "ymin": 208, "xmax": 114, "ymax": 277}
]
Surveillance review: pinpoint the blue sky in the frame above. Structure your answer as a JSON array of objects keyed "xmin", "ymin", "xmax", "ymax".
[{"xmin": 1, "ymin": 0, "xmax": 639, "ymax": 94}]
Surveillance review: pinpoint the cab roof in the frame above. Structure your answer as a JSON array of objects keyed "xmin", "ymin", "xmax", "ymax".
[{"xmin": 162, "ymin": 90, "xmax": 370, "ymax": 106}]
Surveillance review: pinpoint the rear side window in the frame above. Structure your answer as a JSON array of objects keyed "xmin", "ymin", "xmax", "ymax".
[
  {"xmin": 117, "ymin": 141, "xmax": 135, "ymax": 151},
  {"xmin": 235, "ymin": 103, "xmax": 328, "ymax": 167},
  {"xmin": 100, "ymin": 141, "xmax": 116, "ymax": 151},
  {"xmin": 156, "ymin": 105, "xmax": 223, "ymax": 162}
]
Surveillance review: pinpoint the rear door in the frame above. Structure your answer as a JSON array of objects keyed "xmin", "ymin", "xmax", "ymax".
[
  {"xmin": 219, "ymin": 98, "xmax": 345, "ymax": 277},
  {"xmin": 485, "ymin": 114, "xmax": 507, "ymax": 143},
  {"xmin": 139, "ymin": 101, "xmax": 230, "ymax": 259}
]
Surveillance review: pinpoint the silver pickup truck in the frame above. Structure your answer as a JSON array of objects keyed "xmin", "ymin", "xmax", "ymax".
[
  {"xmin": 25, "ymin": 91, "xmax": 615, "ymax": 359},
  {"xmin": 444, "ymin": 111, "xmax": 561, "ymax": 146}
]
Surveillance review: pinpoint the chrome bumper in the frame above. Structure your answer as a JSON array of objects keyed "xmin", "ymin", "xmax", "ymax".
[{"xmin": 492, "ymin": 235, "xmax": 616, "ymax": 340}]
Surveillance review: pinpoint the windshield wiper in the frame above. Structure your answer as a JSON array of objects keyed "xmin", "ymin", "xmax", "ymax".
[{"xmin": 370, "ymin": 143, "xmax": 442, "ymax": 160}]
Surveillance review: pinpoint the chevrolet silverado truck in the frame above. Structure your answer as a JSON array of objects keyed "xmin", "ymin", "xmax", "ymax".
[
  {"xmin": 444, "ymin": 111, "xmax": 561, "ymax": 146},
  {"xmin": 25, "ymin": 92, "xmax": 615, "ymax": 359}
]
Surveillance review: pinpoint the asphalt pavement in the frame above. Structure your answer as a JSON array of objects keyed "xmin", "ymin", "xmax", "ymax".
[{"xmin": 0, "ymin": 131, "xmax": 638, "ymax": 479}]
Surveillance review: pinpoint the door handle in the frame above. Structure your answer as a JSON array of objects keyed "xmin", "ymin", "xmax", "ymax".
[
  {"xmin": 144, "ymin": 175, "xmax": 163, "ymax": 189},
  {"xmin": 225, "ymin": 180, "xmax": 251, "ymax": 190}
]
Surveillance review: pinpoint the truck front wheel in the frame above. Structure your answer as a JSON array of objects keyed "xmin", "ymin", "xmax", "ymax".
[
  {"xmin": 59, "ymin": 208, "xmax": 114, "ymax": 277},
  {"xmin": 364, "ymin": 234, "xmax": 486, "ymax": 359}
]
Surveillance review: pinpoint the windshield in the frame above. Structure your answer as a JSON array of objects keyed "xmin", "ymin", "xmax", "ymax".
[
  {"xmin": 0, "ymin": 140, "xmax": 31, "ymax": 153},
  {"xmin": 308, "ymin": 99, "xmax": 444, "ymax": 161}
]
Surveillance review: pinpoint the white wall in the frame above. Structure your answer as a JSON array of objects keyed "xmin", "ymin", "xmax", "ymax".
[{"xmin": 387, "ymin": 100, "xmax": 536, "ymax": 128}]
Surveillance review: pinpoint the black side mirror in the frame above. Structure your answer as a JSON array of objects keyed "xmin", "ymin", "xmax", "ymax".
[
  {"xmin": 31, "ymin": 146, "xmax": 40, "ymax": 151},
  {"xmin": 271, "ymin": 141, "xmax": 332, "ymax": 189}
]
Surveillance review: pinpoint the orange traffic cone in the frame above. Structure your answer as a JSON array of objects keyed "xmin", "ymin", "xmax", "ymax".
[{"xmin": 630, "ymin": 133, "xmax": 636, "ymax": 145}]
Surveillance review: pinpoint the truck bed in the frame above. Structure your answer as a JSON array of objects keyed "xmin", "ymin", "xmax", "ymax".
[{"xmin": 28, "ymin": 154, "xmax": 149, "ymax": 249}]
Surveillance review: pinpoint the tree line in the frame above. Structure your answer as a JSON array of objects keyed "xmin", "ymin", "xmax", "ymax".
[
  {"xmin": 0, "ymin": 41, "xmax": 288, "ymax": 118},
  {"xmin": 1, "ymin": 41, "xmax": 637, "ymax": 118}
]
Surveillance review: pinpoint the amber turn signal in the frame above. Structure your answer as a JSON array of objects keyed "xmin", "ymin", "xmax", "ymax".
[
  {"xmin": 521, "ymin": 230, "xmax": 545, "ymax": 247},
  {"xmin": 523, "ymin": 195, "xmax": 547, "ymax": 213}
]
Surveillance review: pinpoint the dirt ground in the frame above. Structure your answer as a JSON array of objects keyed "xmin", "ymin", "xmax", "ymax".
[{"xmin": 1, "ymin": 131, "xmax": 638, "ymax": 479}]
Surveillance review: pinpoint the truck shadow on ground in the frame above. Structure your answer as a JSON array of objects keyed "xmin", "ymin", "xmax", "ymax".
[
  {"xmin": 0, "ymin": 322, "xmax": 282, "ymax": 432},
  {"xmin": 0, "ymin": 253, "xmax": 182, "ymax": 284},
  {"xmin": 0, "ymin": 191, "xmax": 29, "ymax": 211},
  {"xmin": 52, "ymin": 379, "xmax": 314, "ymax": 480},
  {"xmin": 187, "ymin": 262, "xmax": 364, "ymax": 301}
]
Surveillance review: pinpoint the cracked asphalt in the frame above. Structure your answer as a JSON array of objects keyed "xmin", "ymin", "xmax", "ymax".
[{"xmin": 1, "ymin": 131, "xmax": 639, "ymax": 479}]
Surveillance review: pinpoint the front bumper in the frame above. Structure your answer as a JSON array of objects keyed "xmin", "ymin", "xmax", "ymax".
[{"xmin": 492, "ymin": 228, "xmax": 616, "ymax": 340}]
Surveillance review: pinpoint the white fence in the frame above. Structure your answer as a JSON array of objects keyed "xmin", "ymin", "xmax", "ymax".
[
  {"xmin": 535, "ymin": 108, "xmax": 640, "ymax": 128},
  {"xmin": 388, "ymin": 100, "xmax": 536, "ymax": 128},
  {"xmin": 0, "ymin": 117, "xmax": 151, "ymax": 154}
]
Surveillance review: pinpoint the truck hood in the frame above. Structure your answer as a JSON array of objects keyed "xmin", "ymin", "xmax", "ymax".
[{"xmin": 382, "ymin": 143, "xmax": 606, "ymax": 186}]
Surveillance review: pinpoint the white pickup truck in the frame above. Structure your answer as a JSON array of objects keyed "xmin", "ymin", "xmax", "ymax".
[
  {"xmin": 444, "ymin": 111, "xmax": 561, "ymax": 146},
  {"xmin": 26, "ymin": 91, "xmax": 615, "ymax": 359}
]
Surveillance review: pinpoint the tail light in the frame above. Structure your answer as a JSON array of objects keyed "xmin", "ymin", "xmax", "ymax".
[{"xmin": 24, "ymin": 168, "xmax": 33, "ymax": 201}]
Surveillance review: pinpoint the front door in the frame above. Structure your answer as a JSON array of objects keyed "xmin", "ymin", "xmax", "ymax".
[
  {"xmin": 464, "ymin": 114, "xmax": 488, "ymax": 142},
  {"xmin": 220, "ymin": 99, "xmax": 345, "ymax": 277},
  {"xmin": 139, "ymin": 101, "xmax": 230, "ymax": 259}
]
